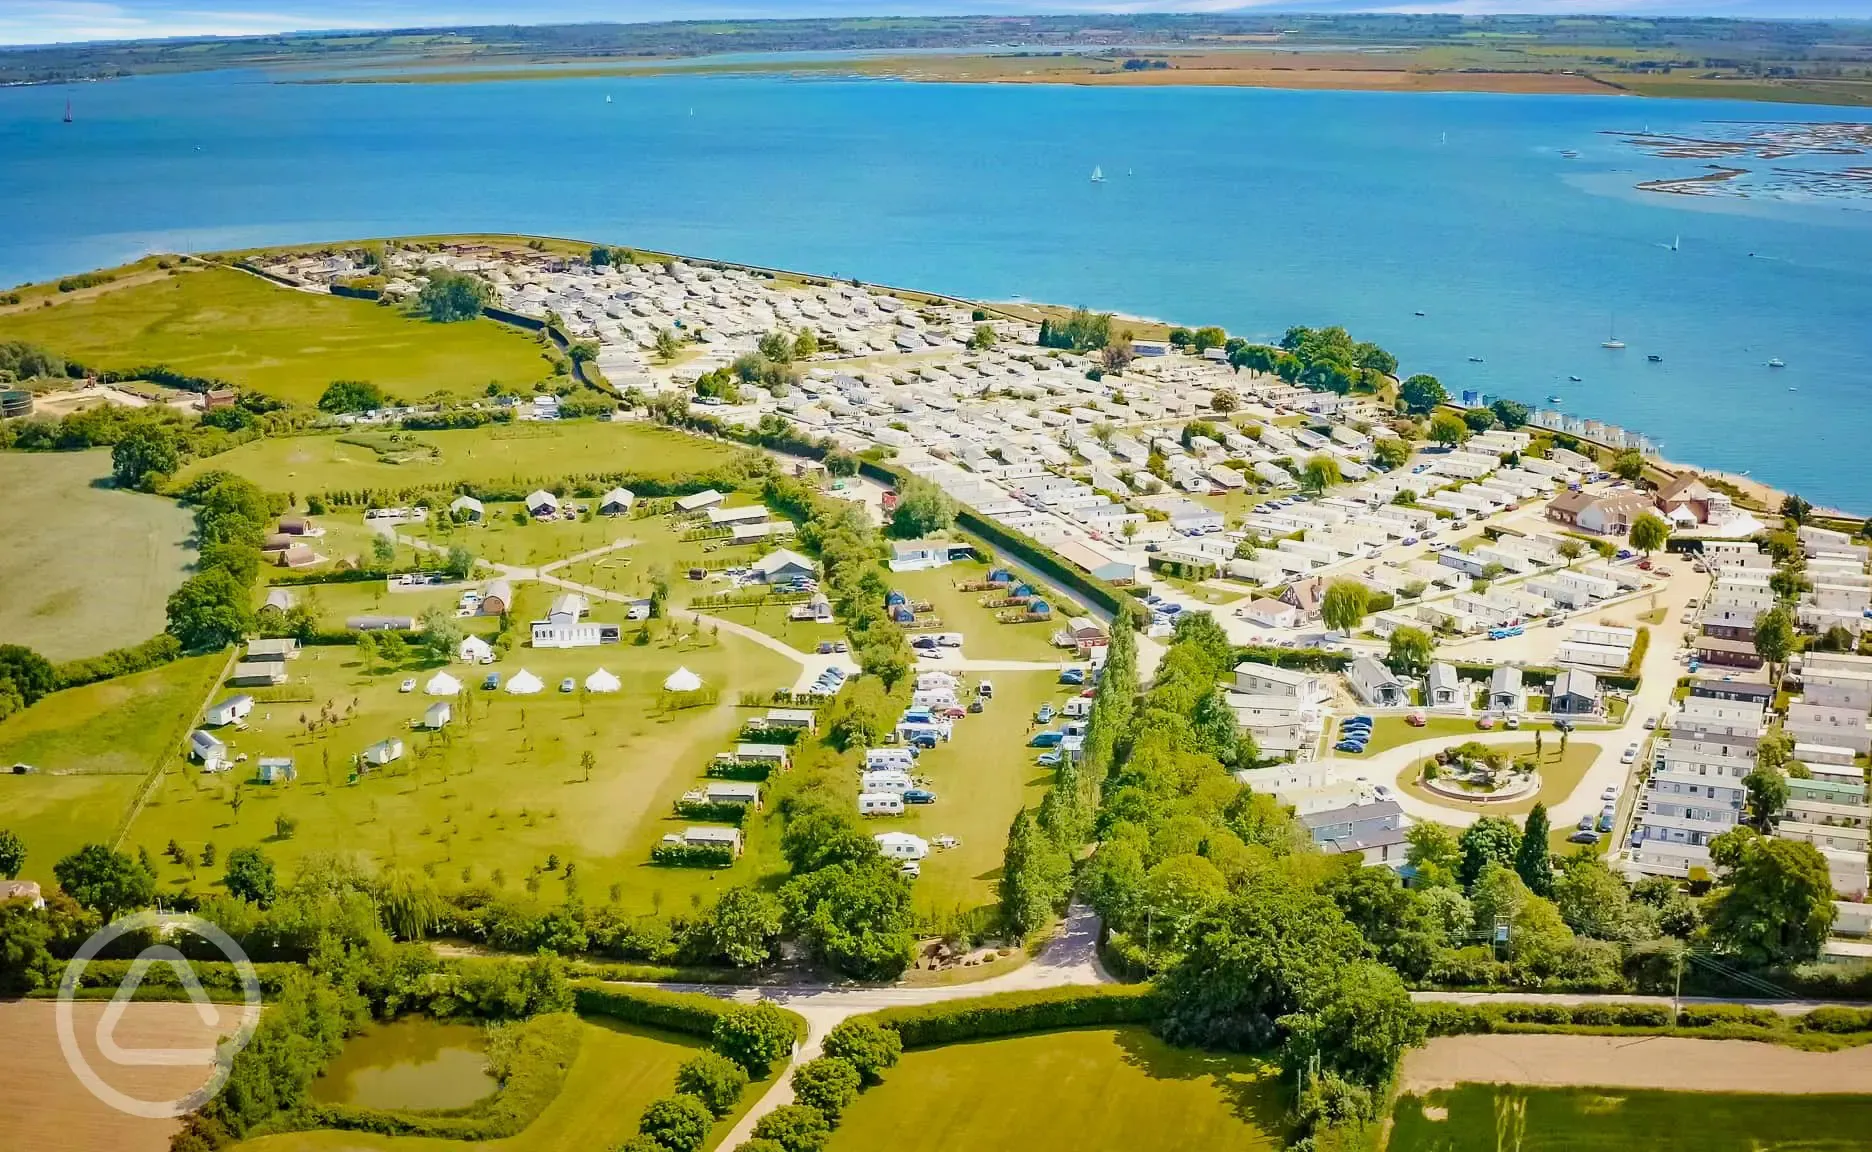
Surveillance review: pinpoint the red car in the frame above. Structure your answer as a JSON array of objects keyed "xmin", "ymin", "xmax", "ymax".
[{"xmin": 1638, "ymin": 558, "xmax": 1653, "ymax": 571}]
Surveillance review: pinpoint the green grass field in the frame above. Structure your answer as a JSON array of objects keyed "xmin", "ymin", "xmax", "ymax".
[
  {"xmin": 0, "ymin": 266, "xmax": 554, "ymax": 406},
  {"xmin": 0, "ymin": 655, "xmax": 225, "ymax": 884},
  {"xmin": 887, "ymin": 560, "xmax": 1073, "ymax": 663},
  {"xmin": 176, "ymin": 423, "xmax": 744, "ymax": 494},
  {"xmin": 242, "ymin": 1018, "xmax": 767, "ymax": 1152},
  {"xmin": 0, "ymin": 449, "xmax": 197, "ymax": 661},
  {"xmin": 827, "ymin": 1027, "xmax": 1285, "ymax": 1152},
  {"xmin": 1391, "ymin": 1084, "xmax": 1872, "ymax": 1150},
  {"xmin": 1396, "ymin": 742, "xmax": 1602, "ymax": 819},
  {"xmin": 123, "ymin": 628, "xmax": 797, "ymax": 913}
]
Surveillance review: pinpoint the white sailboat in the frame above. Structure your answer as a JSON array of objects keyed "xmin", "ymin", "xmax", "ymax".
[
  {"xmin": 1090, "ymin": 165, "xmax": 1105, "ymax": 183},
  {"xmin": 1601, "ymin": 315, "xmax": 1626, "ymax": 350},
  {"xmin": 605, "ymin": 94, "xmax": 612, "ymax": 103},
  {"xmin": 1670, "ymin": 235, "xmax": 1680, "ymax": 252}
]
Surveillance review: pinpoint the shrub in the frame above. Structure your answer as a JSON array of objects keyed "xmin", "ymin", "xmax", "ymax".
[
  {"xmin": 1677, "ymin": 1003, "xmax": 1782, "ymax": 1029},
  {"xmin": 675, "ymin": 1052, "xmax": 749, "ymax": 1117},
  {"xmin": 864, "ymin": 985, "xmax": 1159, "ymax": 1049},
  {"xmin": 1426, "ymin": 946, "xmax": 1506, "ymax": 988},
  {"xmin": 637, "ymin": 1094, "xmax": 713, "ymax": 1152},
  {"xmin": 572, "ymin": 983, "xmax": 734, "ymax": 1039},
  {"xmin": 789, "ymin": 1057, "xmax": 861, "ymax": 1123},
  {"xmin": 1797, "ymin": 1006, "xmax": 1872, "ymax": 1034},
  {"xmin": 712, "ymin": 1001, "xmax": 799, "ymax": 1076},
  {"xmin": 749, "ymin": 1104, "xmax": 831, "ymax": 1152},
  {"xmin": 820, "ymin": 1017, "xmax": 902, "ymax": 1085},
  {"xmin": 652, "ymin": 844, "xmax": 735, "ymax": 868}
]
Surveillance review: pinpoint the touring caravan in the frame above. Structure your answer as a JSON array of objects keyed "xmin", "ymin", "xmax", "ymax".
[{"xmin": 859, "ymin": 792, "xmax": 906, "ymax": 817}]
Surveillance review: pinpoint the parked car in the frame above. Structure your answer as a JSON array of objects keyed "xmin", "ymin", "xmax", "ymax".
[
  {"xmin": 1568, "ymin": 830, "xmax": 1601, "ymax": 845},
  {"xmin": 942, "ymin": 706, "xmax": 966, "ymax": 719},
  {"xmin": 909, "ymin": 732, "xmax": 939, "ymax": 750},
  {"xmin": 1554, "ymin": 718, "xmax": 1575, "ymax": 732},
  {"xmin": 556, "ymin": 677, "xmax": 573, "ymax": 693},
  {"xmin": 903, "ymin": 789, "xmax": 938, "ymax": 804},
  {"xmin": 1334, "ymin": 740, "xmax": 1368, "ymax": 754},
  {"xmin": 1406, "ymin": 712, "xmax": 1428, "ymax": 727},
  {"xmin": 1644, "ymin": 715, "xmax": 1659, "ymax": 730},
  {"xmin": 1036, "ymin": 750, "xmax": 1063, "ymax": 766},
  {"xmin": 1602, "ymin": 785, "xmax": 1619, "ymax": 802},
  {"xmin": 1621, "ymin": 743, "xmax": 1639, "ymax": 764},
  {"xmin": 1035, "ymin": 703, "xmax": 1055, "ymax": 723},
  {"xmin": 1504, "ymin": 716, "xmax": 1521, "ymax": 730},
  {"xmin": 816, "ymin": 641, "xmax": 835, "ymax": 654},
  {"xmin": 967, "ymin": 700, "xmax": 984, "ymax": 714},
  {"xmin": 1476, "ymin": 715, "xmax": 1497, "ymax": 730},
  {"xmin": 1597, "ymin": 810, "xmax": 1615, "ymax": 833},
  {"xmin": 481, "ymin": 673, "xmax": 501, "ymax": 690},
  {"xmin": 399, "ymin": 678, "xmax": 416, "ymax": 693}
]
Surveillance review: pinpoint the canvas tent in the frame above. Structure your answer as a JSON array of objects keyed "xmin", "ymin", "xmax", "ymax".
[
  {"xmin": 663, "ymin": 667, "xmax": 702, "ymax": 693},
  {"xmin": 507, "ymin": 669, "xmax": 544, "ymax": 695},
  {"xmin": 585, "ymin": 668, "xmax": 621, "ymax": 693},
  {"xmin": 425, "ymin": 671, "xmax": 461, "ymax": 696}
]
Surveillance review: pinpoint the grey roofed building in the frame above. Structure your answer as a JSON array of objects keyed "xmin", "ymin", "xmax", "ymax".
[
  {"xmin": 1551, "ymin": 668, "xmax": 1602, "ymax": 715},
  {"xmin": 245, "ymin": 637, "xmax": 299, "ymax": 661},
  {"xmin": 1488, "ymin": 665, "xmax": 1525, "ymax": 711},
  {"xmin": 1347, "ymin": 655, "xmax": 1408, "ymax": 707},
  {"xmin": 598, "ymin": 487, "xmax": 635, "ymax": 515},
  {"xmin": 1299, "ymin": 799, "xmax": 1408, "ymax": 866},
  {"xmin": 450, "ymin": 495, "xmax": 485, "ymax": 520},
  {"xmin": 229, "ymin": 661, "xmax": 288, "ymax": 687},
  {"xmin": 1426, "ymin": 662, "xmax": 1463, "ymax": 708}
]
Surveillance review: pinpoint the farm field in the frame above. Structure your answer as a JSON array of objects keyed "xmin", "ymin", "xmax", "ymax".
[
  {"xmin": 1391, "ymin": 1083, "xmax": 1872, "ymax": 1150},
  {"xmin": 0, "ymin": 655, "xmax": 226, "ymax": 883},
  {"xmin": 1396, "ymin": 742, "xmax": 1602, "ymax": 819},
  {"xmin": 122, "ymin": 630, "xmax": 798, "ymax": 913},
  {"xmin": 243, "ymin": 1018, "xmax": 765, "ymax": 1152},
  {"xmin": 0, "ymin": 449, "xmax": 197, "ymax": 660},
  {"xmin": 0, "ymin": 266, "xmax": 554, "ymax": 406},
  {"xmin": 887, "ymin": 560, "xmax": 1073, "ymax": 663},
  {"xmin": 174, "ymin": 423, "xmax": 746, "ymax": 493},
  {"xmin": 826, "ymin": 1026, "xmax": 1285, "ymax": 1152}
]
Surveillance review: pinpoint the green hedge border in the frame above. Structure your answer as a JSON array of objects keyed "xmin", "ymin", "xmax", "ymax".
[{"xmin": 860, "ymin": 985, "xmax": 1161, "ymax": 1049}]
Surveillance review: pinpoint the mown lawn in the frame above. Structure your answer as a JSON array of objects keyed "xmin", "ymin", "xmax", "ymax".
[
  {"xmin": 0, "ymin": 266, "xmax": 554, "ymax": 406},
  {"xmin": 123, "ymin": 628, "xmax": 797, "ymax": 914},
  {"xmin": 0, "ymin": 449, "xmax": 197, "ymax": 661},
  {"xmin": 827, "ymin": 1027, "xmax": 1286, "ymax": 1152},
  {"xmin": 1390, "ymin": 1084, "xmax": 1872, "ymax": 1151},
  {"xmin": 886, "ymin": 560, "xmax": 1073, "ymax": 663},
  {"xmin": 175, "ymin": 423, "xmax": 745, "ymax": 494},
  {"xmin": 0, "ymin": 655, "xmax": 225, "ymax": 884},
  {"xmin": 242, "ymin": 1018, "xmax": 767, "ymax": 1152},
  {"xmin": 1395, "ymin": 742, "xmax": 1602, "ymax": 819}
]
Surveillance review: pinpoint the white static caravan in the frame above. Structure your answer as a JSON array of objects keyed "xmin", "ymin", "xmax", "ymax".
[
  {"xmin": 860, "ymin": 769, "xmax": 915, "ymax": 795},
  {"xmin": 859, "ymin": 792, "xmax": 906, "ymax": 816},
  {"xmin": 874, "ymin": 831, "xmax": 930, "ymax": 860},
  {"xmin": 864, "ymin": 748, "xmax": 917, "ymax": 772}
]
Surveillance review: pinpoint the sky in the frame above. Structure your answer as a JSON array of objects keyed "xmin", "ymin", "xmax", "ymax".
[{"xmin": 2, "ymin": 0, "xmax": 1867, "ymax": 48}]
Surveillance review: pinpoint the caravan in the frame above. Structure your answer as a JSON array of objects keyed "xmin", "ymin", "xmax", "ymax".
[
  {"xmin": 865, "ymin": 748, "xmax": 917, "ymax": 772},
  {"xmin": 859, "ymin": 792, "xmax": 906, "ymax": 817},
  {"xmin": 860, "ymin": 769, "xmax": 915, "ymax": 795}
]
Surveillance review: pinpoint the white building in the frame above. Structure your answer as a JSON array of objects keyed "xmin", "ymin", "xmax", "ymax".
[{"xmin": 1630, "ymin": 695, "xmax": 1764, "ymax": 878}]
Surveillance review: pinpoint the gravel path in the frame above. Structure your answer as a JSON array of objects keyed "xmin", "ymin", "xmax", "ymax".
[{"xmin": 1401, "ymin": 1033, "xmax": 1872, "ymax": 1095}]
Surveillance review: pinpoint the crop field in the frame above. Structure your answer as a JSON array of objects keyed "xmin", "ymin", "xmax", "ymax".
[
  {"xmin": 122, "ymin": 627, "xmax": 797, "ymax": 913},
  {"xmin": 886, "ymin": 560, "xmax": 1074, "ymax": 663},
  {"xmin": 0, "ymin": 655, "xmax": 226, "ymax": 884},
  {"xmin": 0, "ymin": 449, "xmax": 197, "ymax": 660},
  {"xmin": 1391, "ymin": 1083, "xmax": 1872, "ymax": 1150},
  {"xmin": 244, "ymin": 1018, "xmax": 766, "ymax": 1152},
  {"xmin": 827, "ymin": 1026, "xmax": 1285, "ymax": 1152},
  {"xmin": 175, "ymin": 423, "xmax": 745, "ymax": 494},
  {"xmin": 0, "ymin": 266, "xmax": 554, "ymax": 405}
]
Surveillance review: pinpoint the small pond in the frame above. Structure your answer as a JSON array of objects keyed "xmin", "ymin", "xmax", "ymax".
[{"xmin": 311, "ymin": 1019, "xmax": 497, "ymax": 1111}]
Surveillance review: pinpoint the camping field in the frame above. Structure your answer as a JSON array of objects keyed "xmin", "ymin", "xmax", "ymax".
[
  {"xmin": 121, "ymin": 627, "xmax": 798, "ymax": 914},
  {"xmin": 242, "ymin": 1018, "xmax": 770, "ymax": 1152},
  {"xmin": 0, "ymin": 265, "xmax": 554, "ymax": 406},
  {"xmin": 0, "ymin": 655, "xmax": 226, "ymax": 884},
  {"xmin": 173, "ymin": 423, "xmax": 746, "ymax": 494},
  {"xmin": 826, "ymin": 1027, "xmax": 1286, "ymax": 1152},
  {"xmin": 0, "ymin": 449, "xmax": 197, "ymax": 661},
  {"xmin": 1390, "ymin": 1083, "xmax": 1872, "ymax": 1151},
  {"xmin": 886, "ymin": 559, "xmax": 1075, "ymax": 663}
]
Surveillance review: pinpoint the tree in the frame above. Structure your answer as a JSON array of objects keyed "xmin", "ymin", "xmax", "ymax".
[
  {"xmin": 654, "ymin": 328, "xmax": 682, "ymax": 362},
  {"xmin": 793, "ymin": 328, "xmax": 819, "ymax": 358},
  {"xmin": 416, "ymin": 270, "xmax": 491, "ymax": 322},
  {"xmin": 637, "ymin": 1094, "xmax": 714, "ymax": 1152},
  {"xmin": 0, "ymin": 829, "xmax": 23, "ymax": 879},
  {"xmin": 1781, "ymin": 493, "xmax": 1812, "ymax": 526},
  {"xmin": 0, "ymin": 646, "xmax": 56, "ymax": 710},
  {"xmin": 318, "ymin": 379, "xmax": 386, "ymax": 413},
  {"xmin": 1751, "ymin": 606, "xmax": 1795, "ymax": 682},
  {"xmin": 53, "ymin": 844, "xmax": 153, "ymax": 920},
  {"xmin": 1553, "ymin": 857, "xmax": 1647, "ymax": 942},
  {"xmin": 1211, "ymin": 389, "xmax": 1239, "ymax": 413},
  {"xmin": 1322, "ymin": 865, "xmax": 1441, "ymax": 980},
  {"xmin": 757, "ymin": 330, "xmax": 796, "ymax": 363},
  {"xmin": 1372, "ymin": 438, "xmax": 1411, "ymax": 470},
  {"xmin": 707, "ymin": 886, "xmax": 783, "ymax": 968},
  {"xmin": 1407, "ymin": 823, "xmax": 1463, "ymax": 888},
  {"xmin": 821, "ymin": 1017, "xmax": 901, "ymax": 1085},
  {"xmin": 790, "ymin": 1056, "xmax": 861, "ymax": 1122},
  {"xmin": 166, "ymin": 568, "xmax": 254, "ymax": 651},
  {"xmin": 1514, "ymin": 804, "xmax": 1553, "ymax": 897},
  {"xmin": 1427, "ymin": 411, "xmax": 1469, "ymax": 448},
  {"xmin": 1321, "ymin": 580, "xmax": 1370, "ymax": 633},
  {"xmin": 888, "ymin": 478, "xmax": 954, "ymax": 539},
  {"xmin": 1707, "ymin": 836, "xmax": 1835, "ymax": 967},
  {"xmin": 711, "ymin": 1002, "xmax": 797, "ymax": 1077},
  {"xmin": 1193, "ymin": 325, "xmax": 1228, "ymax": 352},
  {"xmin": 1490, "ymin": 399, "xmax": 1530, "ymax": 429},
  {"xmin": 111, "ymin": 421, "xmax": 182, "ymax": 490},
  {"xmin": 674, "ymin": 1052, "xmax": 748, "ymax": 1117},
  {"xmin": 1461, "ymin": 407, "xmax": 1497, "ymax": 433},
  {"xmin": 371, "ymin": 533, "xmax": 398, "ymax": 568},
  {"xmin": 1386, "ymin": 627, "xmax": 1434, "ymax": 677},
  {"xmin": 1000, "ymin": 807, "xmax": 1070, "ymax": 937},
  {"xmin": 1399, "ymin": 374, "xmax": 1447, "ymax": 414},
  {"xmin": 222, "ymin": 846, "xmax": 276, "ymax": 907},
  {"xmin": 1280, "ymin": 960, "xmax": 1424, "ymax": 1089},
  {"xmin": 1629, "ymin": 512, "xmax": 1669, "ymax": 556},
  {"xmin": 750, "ymin": 1104, "xmax": 830, "ymax": 1152},
  {"xmin": 418, "ymin": 608, "xmax": 463, "ymax": 664},
  {"xmin": 1301, "ymin": 453, "xmax": 1342, "ymax": 494},
  {"xmin": 444, "ymin": 545, "xmax": 476, "ymax": 580},
  {"xmin": 1457, "ymin": 816, "xmax": 1522, "ymax": 890},
  {"xmin": 1744, "ymin": 767, "xmax": 1789, "ymax": 832},
  {"xmin": 967, "ymin": 323, "xmax": 997, "ymax": 350},
  {"xmin": 1557, "ymin": 538, "xmax": 1585, "ymax": 564},
  {"xmin": 1101, "ymin": 330, "xmax": 1135, "ymax": 372}
]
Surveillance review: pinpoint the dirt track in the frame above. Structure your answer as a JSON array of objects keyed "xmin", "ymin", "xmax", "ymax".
[
  {"xmin": 1402, "ymin": 1034, "xmax": 1872, "ymax": 1096},
  {"xmin": 0, "ymin": 999, "xmax": 242, "ymax": 1152}
]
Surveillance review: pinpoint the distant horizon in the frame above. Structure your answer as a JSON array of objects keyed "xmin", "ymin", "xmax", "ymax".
[{"xmin": 4, "ymin": 1, "xmax": 1870, "ymax": 50}]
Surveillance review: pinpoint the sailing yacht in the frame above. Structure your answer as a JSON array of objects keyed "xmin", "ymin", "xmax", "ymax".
[
  {"xmin": 1090, "ymin": 166, "xmax": 1105, "ymax": 183},
  {"xmin": 1601, "ymin": 316, "xmax": 1626, "ymax": 350},
  {"xmin": 63, "ymin": 99, "xmax": 73, "ymax": 124},
  {"xmin": 605, "ymin": 94, "xmax": 612, "ymax": 104}
]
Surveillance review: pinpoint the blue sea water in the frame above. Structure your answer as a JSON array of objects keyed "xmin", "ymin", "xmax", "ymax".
[{"xmin": 3, "ymin": 70, "xmax": 1870, "ymax": 508}]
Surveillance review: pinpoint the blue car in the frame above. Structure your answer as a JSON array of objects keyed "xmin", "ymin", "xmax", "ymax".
[
  {"xmin": 1335, "ymin": 740, "xmax": 1368, "ymax": 754},
  {"xmin": 1339, "ymin": 720, "xmax": 1373, "ymax": 733},
  {"xmin": 903, "ymin": 789, "xmax": 938, "ymax": 804}
]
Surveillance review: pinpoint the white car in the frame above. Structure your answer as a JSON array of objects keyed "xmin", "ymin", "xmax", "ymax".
[
  {"xmin": 1602, "ymin": 785, "xmax": 1618, "ymax": 802},
  {"xmin": 399, "ymin": 678, "xmax": 416, "ymax": 693},
  {"xmin": 1621, "ymin": 743, "xmax": 1640, "ymax": 764}
]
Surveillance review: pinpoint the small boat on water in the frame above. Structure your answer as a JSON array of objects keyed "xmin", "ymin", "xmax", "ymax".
[
  {"xmin": 1647, "ymin": 354, "xmax": 1662, "ymax": 363},
  {"xmin": 1768, "ymin": 358, "xmax": 1786, "ymax": 368},
  {"xmin": 1468, "ymin": 356, "xmax": 1485, "ymax": 363},
  {"xmin": 1601, "ymin": 314, "xmax": 1625, "ymax": 350},
  {"xmin": 63, "ymin": 99, "xmax": 73, "ymax": 124},
  {"xmin": 1547, "ymin": 395, "xmax": 1563, "ymax": 404},
  {"xmin": 605, "ymin": 94, "xmax": 612, "ymax": 103},
  {"xmin": 1568, "ymin": 375, "xmax": 1583, "ymax": 383},
  {"xmin": 1560, "ymin": 149, "xmax": 1579, "ymax": 159},
  {"xmin": 1090, "ymin": 166, "xmax": 1105, "ymax": 183}
]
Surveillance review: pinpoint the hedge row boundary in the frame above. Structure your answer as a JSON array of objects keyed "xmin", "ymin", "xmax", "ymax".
[
  {"xmin": 859, "ymin": 984, "xmax": 1161, "ymax": 1048},
  {"xmin": 572, "ymin": 981, "xmax": 807, "ymax": 1042}
]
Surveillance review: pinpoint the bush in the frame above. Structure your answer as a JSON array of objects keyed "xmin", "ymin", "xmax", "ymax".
[
  {"xmin": 749, "ymin": 1104, "xmax": 831, "ymax": 1152},
  {"xmin": 572, "ymin": 983, "xmax": 737, "ymax": 1039},
  {"xmin": 820, "ymin": 1017, "xmax": 902, "ymax": 1085},
  {"xmin": 864, "ymin": 985, "xmax": 1159, "ymax": 1049},
  {"xmin": 1796, "ymin": 1006, "xmax": 1872, "ymax": 1034},
  {"xmin": 789, "ymin": 1057, "xmax": 860, "ymax": 1123},
  {"xmin": 675, "ymin": 1052, "xmax": 749, "ymax": 1117},
  {"xmin": 1426, "ymin": 946, "xmax": 1507, "ymax": 988},
  {"xmin": 712, "ymin": 1001, "xmax": 800, "ymax": 1076},
  {"xmin": 637, "ymin": 1094, "xmax": 714, "ymax": 1152},
  {"xmin": 1677, "ymin": 1003, "xmax": 1783, "ymax": 1029},
  {"xmin": 652, "ymin": 844, "xmax": 735, "ymax": 868}
]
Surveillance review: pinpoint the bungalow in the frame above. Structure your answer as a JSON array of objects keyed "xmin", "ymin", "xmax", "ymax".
[
  {"xmin": 1234, "ymin": 661, "xmax": 1328, "ymax": 705},
  {"xmin": 1346, "ymin": 656, "xmax": 1408, "ymax": 708},
  {"xmin": 531, "ymin": 593, "xmax": 621, "ymax": 649},
  {"xmin": 764, "ymin": 708, "xmax": 818, "ymax": 734},
  {"xmin": 479, "ymin": 579, "xmax": 513, "ymax": 616},
  {"xmin": 277, "ymin": 516, "xmax": 319, "ymax": 537},
  {"xmin": 275, "ymin": 547, "xmax": 318, "ymax": 569},
  {"xmin": 1426, "ymin": 662, "xmax": 1464, "ymax": 709},
  {"xmin": 1240, "ymin": 598, "xmax": 1301, "ymax": 630},
  {"xmin": 255, "ymin": 757, "xmax": 297, "ymax": 784},
  {"xmin": 229, "ymin": 661, "xmax": 288, "ymax": 688},
  {"xmin": 525, "ymin": 490, "xmax": 561, "ymax": 518},
  {"xmin": 423, "ymin": 701, "xmax": 452, "ymax": 730},
  {"xmin": 1656, "ymin": 474, "xmax": 1718, "ymax": 525},
  {"xmin": 188, "ymin": 729, "xmax": 228, "ymax": 766},
  {"xmin": 598, "ymin": 487, "xmax": 635, "ymax": 516},
  {"xmin": 362, "ymin": 738, "xmax": 405, "ymax": 767},
  {"xmin": 261, "ymin": 587, "xmax": 295, "ymax": 617},
  {"xmin": 734, "ymin": 744, "xmax": 793, "ymax": 770},
  {"xmin": 1545, "ymin": 490, "xmax": 1655, "ymax": 536},
  {"xmin": 1300, "ymin": 799, "xmax": 1408, "ymax": 868},
  {"xmin": 683, "ymin": 826, "xmax": 743, "ymax": 856},
  {"xmin": 888, "ymin": 539, "xmax": 972, "ymax": 573},
  {"xmin": 675, "ymin": 489, "xmax": 726, "ymax": 512},
  {"xmin": 1488, "ymin": 666, "xmax": 1526, "ymax": 713},
  {"xmin": 704, "ymin": 782, "xmax": 763, "ymax": 809},
  {"xmin": 203, "ymin": 695, "xmax": 254, "ymax": 728},
  {"xmin": 1550, "ymin": 668, "xmax": 1602, "ymax": 716},
  {"xmin": 1694, "ymin": 634, "xmax": 1764, "ymax": 671},
  {"xmin": 449, "ymin": 495, "xmax": 485, "ymax": 521},
  {"xmin": 1280, "ymin": 577, "xmax": 1327, "ymax": 622},
  {"xmin": 751, "ymin": 549, "xmax": 817, "ymax": 585}
]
